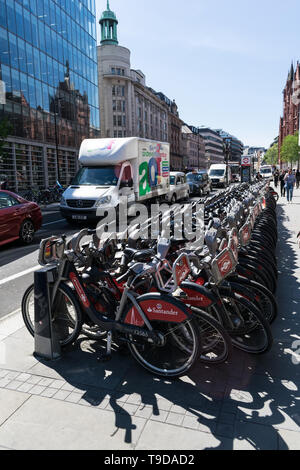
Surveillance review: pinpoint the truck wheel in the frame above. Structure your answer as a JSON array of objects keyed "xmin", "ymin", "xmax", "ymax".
[{"xmin": 171, "ymin": 194, "xmax": 177, "ymax": 204}]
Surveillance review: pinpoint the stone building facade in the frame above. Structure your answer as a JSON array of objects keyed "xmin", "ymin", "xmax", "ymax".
[
  {"xmin": 279, "ymin": 63, "xmax": 300, "ymax": 165},
  {"xmin": 181, "ymin": 125, "xmax": 206, "ymax": 170},
  {"xmin": 97, "ymin": 1, "xmax": 183, "ymax": 169}
]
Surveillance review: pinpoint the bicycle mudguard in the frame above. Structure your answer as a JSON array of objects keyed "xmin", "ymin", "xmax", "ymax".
[
  {"xmin": 226, "ymin": 281, "xmax": 258, "ymax": 305},
  {"xmin": 124, "ymin": 293, "xmax": 193, "ymax": 327},
  {"xmin": 179, "ymin": 281, "xmax": 217, "ymax": 308}
]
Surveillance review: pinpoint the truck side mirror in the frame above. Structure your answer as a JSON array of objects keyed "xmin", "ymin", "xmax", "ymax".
[{"xmin": 120, "ymin": 179, "xmax": 133, "ymax": 189}]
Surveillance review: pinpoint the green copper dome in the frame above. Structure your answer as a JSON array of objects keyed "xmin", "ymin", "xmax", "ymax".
[
  {"xmin": 101, "ymin": 1, "xmax": 117, "ymax": 21},
  {"xmin": 100, "ymin": 1, "xmax": 119, "ymax": 45}
]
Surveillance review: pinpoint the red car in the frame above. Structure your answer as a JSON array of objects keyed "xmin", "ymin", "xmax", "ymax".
[{"xmin": 0, "ymin": 190, "xmax": 42, "ymax": 247}]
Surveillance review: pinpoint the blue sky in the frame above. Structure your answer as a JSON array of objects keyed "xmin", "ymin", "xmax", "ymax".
[{"xmin": 95, "ymin": 0, "xmax": 300, "ymax": 148}]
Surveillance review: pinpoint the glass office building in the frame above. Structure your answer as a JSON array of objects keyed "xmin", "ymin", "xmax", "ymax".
[{"xmin": 0, "ymin": 0, "xmax": 100, "ymax": 191}]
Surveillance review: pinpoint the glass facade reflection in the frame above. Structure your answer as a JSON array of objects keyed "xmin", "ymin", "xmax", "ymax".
[{"xmin": 0, "ymin": 0, "xmax": 100, "ymax": 191}]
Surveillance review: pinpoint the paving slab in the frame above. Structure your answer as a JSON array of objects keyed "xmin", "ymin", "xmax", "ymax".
[
  {"xmin": 234, "ymin": 421, "xmax": 280, "ymax": 450},
  {"xmin": 0, "ymin": 395, "xmax": 146, "ymax": 450},
  {"xmin": 136, "ymin": 419, "xmax": 232, "ymax": 450},
  {"xmin": 0, "ymin": 389, "xmax": 30, "ymax": 427}
]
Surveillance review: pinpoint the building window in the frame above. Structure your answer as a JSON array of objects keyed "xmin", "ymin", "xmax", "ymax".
[{"xmin": 111, "ymin": 67, "xmax": 115, "ymax": 74}]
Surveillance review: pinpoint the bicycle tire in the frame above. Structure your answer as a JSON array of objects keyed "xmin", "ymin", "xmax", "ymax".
[
  {"xmin": 122, "ymin": 295, "xmax": 202, "ymax": 378},
  {"xmin": 189, "ymin": 307, "xmax": 232, "ymax": 364},
  {"xmin": 217, "ymin": 291, "xmax": 273, "ymax": 354}
]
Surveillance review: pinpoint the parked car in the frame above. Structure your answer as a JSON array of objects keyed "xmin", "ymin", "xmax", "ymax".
[
  {"xmin": 166, "ymin": 172, "xmax": 190, "ymax": 203},
  {"xmin": 197, "ymin": 170, "xmax": 211, "ymax": 195},
  {"xmin": 0, "ymin": 190, "xmax": 42, "ymax": 247},
  {"xmin": 186, "ymin": 172, "xmax": 202, "ymax": 196}
]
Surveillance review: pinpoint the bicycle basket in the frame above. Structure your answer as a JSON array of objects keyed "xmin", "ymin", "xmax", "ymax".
[
  {"xmin": 154, "ymin": 254, "xmax": 191, "ymax": 293},
  {"xmin": 228, "ymin": 229, "xmax": 239, "ymax": 261},
  {"xmin": 173, "ymin": 253, "xmax": 191, "ymax": 289},
  {"xmin": 38, "ymin": 237, "xmax": 64, "ymax": 266},
  {"xmin": 211, "ymin": 248, "xmax": 236, "ymax": 284},
  {"xmin": 239, "ymin": 222, "xmax": 251, "ymax": 247}
]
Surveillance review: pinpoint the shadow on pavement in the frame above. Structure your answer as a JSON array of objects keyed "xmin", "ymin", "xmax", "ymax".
[{"xmin": 26, "ymin": 202, "xmax": 300, "ymax": 450}]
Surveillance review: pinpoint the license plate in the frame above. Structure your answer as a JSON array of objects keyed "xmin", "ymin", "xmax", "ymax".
[{"xmin": 72, "ymin": 215, "xmax": 87, "ymax": 220}]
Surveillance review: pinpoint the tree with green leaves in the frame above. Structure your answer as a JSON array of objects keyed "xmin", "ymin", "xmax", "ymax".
[
  {"xmin": 280, "ymin": 132, "xmax": 300, "ymax": 167},
  {"xmin": 265, "ymin": 143, "xmax": 279, "ymax": 166}
]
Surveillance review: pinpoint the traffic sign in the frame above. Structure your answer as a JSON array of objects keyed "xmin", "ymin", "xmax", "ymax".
[{"xmin": 241, "ymin": 156, "xmax": 251, "ymax": 167}]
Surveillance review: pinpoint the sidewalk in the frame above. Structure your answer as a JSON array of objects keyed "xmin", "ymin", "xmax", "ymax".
[{"xmin": 0, "ymin": 190, "xmax": 299, "ymax": 450}]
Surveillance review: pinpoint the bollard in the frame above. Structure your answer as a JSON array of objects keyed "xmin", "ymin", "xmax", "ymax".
[{"xmin": 34, "ymin": 266, "xmax": 62, "ymax": 360}]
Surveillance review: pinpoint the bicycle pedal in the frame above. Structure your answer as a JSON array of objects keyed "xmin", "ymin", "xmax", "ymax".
[{"xmin": 97, "ymin": 353, "xmax": 112, "ymax": 363}]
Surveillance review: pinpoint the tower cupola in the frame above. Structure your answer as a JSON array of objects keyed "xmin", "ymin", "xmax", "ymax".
[{"xmin": 100, "ymin": 1, "xmax": 118, "ymax": 45}]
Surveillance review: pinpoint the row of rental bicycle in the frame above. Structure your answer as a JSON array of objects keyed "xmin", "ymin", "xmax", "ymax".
[{"xmin": 22, "ymin": 182, "xmax": 278, "ymax": 378}]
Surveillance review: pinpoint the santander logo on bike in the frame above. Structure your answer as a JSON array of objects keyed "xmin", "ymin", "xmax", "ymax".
[{"xmin": 147, "ymin": 304, "xmax": 179, "ymax": 316}]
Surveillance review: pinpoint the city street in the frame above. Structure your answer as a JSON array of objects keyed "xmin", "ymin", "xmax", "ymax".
[
  {"xmin": 0, "ymin": 195, "xmax": 208, "ymax": 321},
  {"xmin": 0, "ymin": 205, "xmax": 77, "ymax": 320}
]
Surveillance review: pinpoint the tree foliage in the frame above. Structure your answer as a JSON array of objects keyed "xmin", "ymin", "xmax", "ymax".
[
  {"xmin": 280, "ymin": 132, "xmax": 300, "ymax": 164},
  {"xmin": 265, "ymin": 143, "xmax": 279, "ymax": 165}
]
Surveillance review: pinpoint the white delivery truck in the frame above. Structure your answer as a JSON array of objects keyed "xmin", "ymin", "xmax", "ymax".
[
  {"xmin": 60, "ymin": 137, "xmax": 170, "ymax": 223},
  {"xmin": 208, "ymin": 164, "xmax": 231, "ymax": 188}
]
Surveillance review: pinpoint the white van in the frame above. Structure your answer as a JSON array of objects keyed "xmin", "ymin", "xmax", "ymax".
[
  {"xmin": 60, "ymin": 137, "xmax": 170, "ymax": 223},
  {"xmin": 260, "ymin": 166, "xmax": 273, "ymax": 181},
  {"xmin": 208, "ymin": 164, "xmax": 231, "ymax": 188}
]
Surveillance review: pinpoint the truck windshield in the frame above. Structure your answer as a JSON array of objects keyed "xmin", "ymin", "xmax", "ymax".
[
  {"xmin": 209, "ymin": 170, "xmax": 225, "ymax": 177},
  {"xmin": 170, "ymin": 176, "xmax": 176, "ymax": 185},
  {"xmin": 260, "ymin": 168, "xmax": 272, "ymax": 175},
  {"xmin": 71, "ymin": 167, "xmax": 118, "ymax": 186}
]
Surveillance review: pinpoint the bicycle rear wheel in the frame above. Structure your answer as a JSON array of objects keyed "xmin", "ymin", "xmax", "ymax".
[
  {"xmin": 190, "ymin": 307, "xmax": 232, "ymax": 364},
  {"xmin": 218, "ymin": 292, "xmax": 273, "ymax": 354},
  {"xmin": 122, "ymin": 296, "xmax": 201, "ymax": 378}
]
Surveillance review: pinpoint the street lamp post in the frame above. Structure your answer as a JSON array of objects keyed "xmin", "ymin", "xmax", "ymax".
[{"xmin": 223, "ymin": 138, "xmax": 231, "ymax": 185}]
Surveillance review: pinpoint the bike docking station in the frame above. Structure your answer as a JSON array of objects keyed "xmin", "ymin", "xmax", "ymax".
[
  {"xmin": 33, "ymin": 237, "xmax": 70, "ymax": 361},
  {"xmin": 33, "ymin": 265, "xmax": 62, "ymax": 361}
]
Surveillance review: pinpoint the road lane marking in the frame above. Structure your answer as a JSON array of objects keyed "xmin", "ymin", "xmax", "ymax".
[
  {"xmin": 0, "ymin": 266, "xmax": 39, "ymax": 286},
  {"xmin": 42, "ymin": 219, "xmax": 65, "ymax": 227}
]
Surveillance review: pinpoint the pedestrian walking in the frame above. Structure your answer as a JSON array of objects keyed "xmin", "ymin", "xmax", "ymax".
[
  {"xmin": 279, "ymin": 170, "xmax": 286, "ymax": 197},
  {"xmin": 274, "ymin": 169, "xmax": 279, "ymax": 188},
  {"xmin": 296, "ymin": 169, "xmax": 300, "ymax": 189},
  {"xmin": 284, "ymin": 169, "xmax": 296, "ymax": 203}
]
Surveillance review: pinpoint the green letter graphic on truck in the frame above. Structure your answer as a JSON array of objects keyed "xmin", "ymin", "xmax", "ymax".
[{"xmin": 139, "ymin": 144, "xmax": 169, "ymax": 197}]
